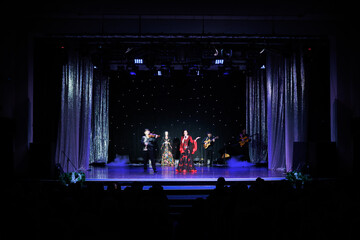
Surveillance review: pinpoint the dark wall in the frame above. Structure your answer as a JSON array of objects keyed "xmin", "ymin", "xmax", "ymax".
[
  {"xmin": 305, "ymin": 41, "xmax": 331, "ymax": 143},
  {"xmin": 334, "ymin": 27, "xmax": 360, "ymax": 177},
  {"xmin": 33, "ymin": 39, "xmax": 63, "ymax": 145},
  {"xmin": 1, "ymin": 25, "xmax": 31, "ymax": 177}
]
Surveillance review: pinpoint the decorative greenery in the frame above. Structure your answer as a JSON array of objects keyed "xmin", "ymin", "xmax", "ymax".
[
  {"xmin": 59, "ymin": 171, "xmax": 85, "ymax": 186},
  {"xmin": 286, "ymin": 170, "xmax": 311, "ymax": 185}
]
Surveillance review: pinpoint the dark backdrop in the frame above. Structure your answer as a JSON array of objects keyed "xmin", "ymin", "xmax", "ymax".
[{"xmin": 109, "ymin": 69, "xmax": 247, "ymax": 163}]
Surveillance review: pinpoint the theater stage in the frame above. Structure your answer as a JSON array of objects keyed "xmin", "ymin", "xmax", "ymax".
[{"xmin": 85, "ymin": 161, "xmax": 285, "ymax": 183}]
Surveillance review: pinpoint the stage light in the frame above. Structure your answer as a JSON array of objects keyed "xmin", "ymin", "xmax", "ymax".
[
  {"xmin": 187, "ymin": 65, "xmax": 202, "ymax": 77},
  {"xmin": 215, "ymin": 59, "xmax": 224, "ymax": 65},
  {"xmin": 154, "ymin": 65, "xmax": 171, "ymax": 77},
  {"xmin": 260, "ymin": 65, "xmax": 266, "ymax": 69},
  {"xmin": 223, "ymin": 49, "xmax": 232, "ymax": 57},
  {"xmin": 130, "ymin": 71, "xmax": 137, "ymax": 76},
  {"xmin": 134, "ymin": 59, "xmax": 143, "ymax": 64}
]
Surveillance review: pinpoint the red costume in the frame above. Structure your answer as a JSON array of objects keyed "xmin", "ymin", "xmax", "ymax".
[{"xmin": 177, "ymin": 135, "xmax": 197, "ymax": 173}]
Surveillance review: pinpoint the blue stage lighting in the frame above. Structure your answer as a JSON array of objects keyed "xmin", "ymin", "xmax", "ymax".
[
  {"xmin": 223, "ymin": 71, "xmax": 230, "ymax": 76},
  {"xmin": 134, "ymin": 59, "xmax": 143, "ymax": 64},
  {"xmin": 215, "ymin": 59, "xmax": 224, "ymax": 65}
]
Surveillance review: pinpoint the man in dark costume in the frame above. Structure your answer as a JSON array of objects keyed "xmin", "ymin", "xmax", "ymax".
[
  {"xmin": 141, "ymin": 128, "xmax": 159, "ymax": 173},
  {"xmin": 238, "ymin": 129, "xmax": 251, "ymax": 161},
  {"xmin": 202, "ymin": 132, "xmax": 218, "ymax": 166}
]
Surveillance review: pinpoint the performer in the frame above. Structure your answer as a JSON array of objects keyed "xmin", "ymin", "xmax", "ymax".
[
  {"xmin": 177, "ymin": 130, "xmax": 200, "ymax": 173},
  {"xmin": 141, "ymin": 129, "xmax": 159, "ymax": 172},
  {"xmin": 160, "ymin": 131, "xmax": 174, "ymax": 166},
  {"xmin": 238, "ymin": 129, "xmax": 251, "ymax": 161},
  {"xmin": 202, "ymin": 132, "xmax": 218, "ymax": 166}
]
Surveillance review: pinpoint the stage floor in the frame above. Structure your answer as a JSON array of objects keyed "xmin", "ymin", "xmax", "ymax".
[{"xmin": 85, "ymin": 163, "xmax": 285, "ymax": 182}]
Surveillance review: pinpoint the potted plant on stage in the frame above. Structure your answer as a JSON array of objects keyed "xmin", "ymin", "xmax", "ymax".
[
  {"xmin": 59, "ymin": 171, "xmax": 86, "ymax": 187},
  {"xmin": 285, "ymin": 170, "xmax": 311, "ymax": 189}
]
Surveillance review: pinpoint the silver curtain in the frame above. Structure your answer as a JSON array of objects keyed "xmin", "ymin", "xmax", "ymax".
[
  {"xmin": 247, "ymin": 47, "xmax": 307, "ymax": 171},
  {"xmin": 55, "ymin": 53, "xmax": 93, "ymax": 172},
  {"xmin": 284, "ymin": 50, "xmax": 307, "ymax": 171},
  {"xmin": 90, "ymin": 70, "xmax": 109, "ymax": 164},
  {"xmin": 56, "ymin": 52, "xmax": 109, "ymax": 172},
  {"xmin": 246, "ymin": 69, "xmax": 268, "ymax": 164},
  {"xmin": 266, "ymin": 52, "xmax": 287, "ymax": 170},
  {"xmin": 266, "ymin": 48, "xmax": 307, "ymax": 171}
]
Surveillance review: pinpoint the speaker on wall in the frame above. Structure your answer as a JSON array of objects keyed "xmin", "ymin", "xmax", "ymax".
[
  {"xmin": 308, "ymin": 142, "xmax": 337, "ymax": 178},
  {"xmin": 293, "ymin": 142, "xmax": 308, "ymax": 172}
]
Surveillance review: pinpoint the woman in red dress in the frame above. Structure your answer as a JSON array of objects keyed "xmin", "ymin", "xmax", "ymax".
[{"xmin": 177, "ymin": 130, "xmax": 200, "ymax": 173}]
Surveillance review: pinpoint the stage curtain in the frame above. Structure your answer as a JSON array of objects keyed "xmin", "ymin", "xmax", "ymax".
[
  {"xmin": 266, "ymin": 51, "xmax": 286, "ymax": 170},
  {"xmin": 90, "ymin": 69, "xmax": 109, "ymax": 164},
  {"xmin": 246, "ymin": 69, "xmax": 268, "ymax": 164},
  {"xmin": 55, "ymin": 52, "xmax": 110, "ymax": 171},
  {"xmin": 284, "ymin": 49, "xmax": 307, "ymax": 171},
  {"xmin": 266, "ymin": 47, "xmax": 307, "ymax": 171},
  {"xmin": 55, "ymin": 52, "xmax": 93, "ymax": 172}
]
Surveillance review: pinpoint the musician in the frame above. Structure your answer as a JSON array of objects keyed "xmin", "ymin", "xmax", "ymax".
[
  {"xmin": 238, "ymin": 129, "xmax": 250, "ymax": 161},
  {"xmin": 239, "ymin": 129, "xmax": 250, "ymax": 144},
  {"xmin": 141, "ymin": 128, "xmax": 159, "ymax": 173},
  {"xmin": 202, "ymin": 132, "xmax": 217, "ymax": 166}
]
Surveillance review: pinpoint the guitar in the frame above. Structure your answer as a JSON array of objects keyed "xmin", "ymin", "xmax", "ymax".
[
  {"xmin": 239, "ymin": 134, "xmax": 256, "ymax": 147},
  {"xmin": 203, "ymin": 136, "xmax": 219, "ymax": 149}
]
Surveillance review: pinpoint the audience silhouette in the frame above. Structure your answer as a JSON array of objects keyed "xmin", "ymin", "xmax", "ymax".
[{"xmin": 7, "ymin": 177, "xmax": 358, "ymax": 240}]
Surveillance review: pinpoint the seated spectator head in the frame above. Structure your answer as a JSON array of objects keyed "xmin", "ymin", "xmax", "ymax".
[{"xmin": 216, "ymin": 177, "xmax": 226, "ymax": 189}]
